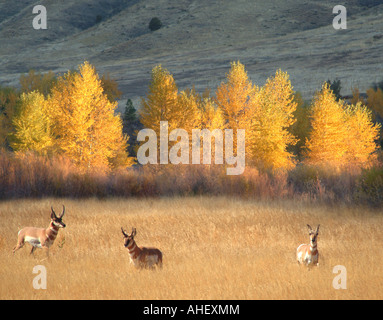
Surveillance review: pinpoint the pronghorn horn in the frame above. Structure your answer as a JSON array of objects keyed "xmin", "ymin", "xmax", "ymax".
[
  {"xmin": 60, "ymin": 205, "xmax": 65, "ymax": 218},
  {"xmin": 132, "ymin": 228, "xmax": 137, "ymax": 236},
  {"xmin": 121, "ymin": 227, "xmax": 128, "ymax": 237},
  {"xmin": 51, "ymin": 206, "xmax": 57, "ymax": 218},
  {"xmin": 316, "ymin": 225, "xmax": 320, "ymax": 233},
  {"xmin": 307, "ymin": 224, "xmax": 313, "ymax": 231}
]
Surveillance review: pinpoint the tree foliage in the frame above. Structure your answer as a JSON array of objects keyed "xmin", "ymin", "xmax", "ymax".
[
  {"xmin": 197, "ymin": 96, "xmax": 225, "ymax": 131},
  {"xmin": 140, "ymin": 65, "xmax": 179, "ymax": 132},
  {"xmin": 19, "ymin": 70, "xmax": 57, "ymax": 97},
  {"xmin": 366, "ymin": 87, "xmax": 383, "ymax": 121},
  {"xmin": 0, "ymin": 60, "xmax": 381, "ymax": 176},
  {"xmin": 344, "ymin": 102, "xmax": 381, "ymax": 166},
  {"xmin": 215, "ymin": 61, "xmax": 256, "ymax": 161},
  {"xmin": 0, "ymin": 86, "xmax": 19, "ymax": 150},
  {"xmin": 215, "ymin": 61, "xmax": 256, "ymax": 131},
  {"xmin": 305, "ymin": 83, "xmax": 349, "ymax": 168},
  {"xmin": 123, "ymin": 98, "xmax": 142, "ymax": 158},
  {"xmin": 100, "ymin": 73, "xmax": 122, "ymax": 103},
  {"xmin": 10, "ymin": 91, "xmax": 55, "ymax": 156},
  {"xmin": 248, "ymin": 70, "xmax": 297, "ymax": 170},
  {"xmin": 325, "ymin": 79, "xmax": 342, "ymax": 101},
  {"xmin": 288, "ymin": 92, "xmax": 310, "ymax": 161},
  {"xmin": 140, "ymin": 65, "xmax": 199, "ymax": 133},
  {"xmin": 305, "ymin": 83, "xmax": 380, "ymax": 168},
  {"xmin": 366, "ymin": 87, "xmax": 383, "ymax": 148},
  {"xmin": 215, "ymin": 64, "xmax": 298, "ymax": 171},
  {"xmin": 47, "ymin": 61, "xmax": 130, "ymax": 171}
]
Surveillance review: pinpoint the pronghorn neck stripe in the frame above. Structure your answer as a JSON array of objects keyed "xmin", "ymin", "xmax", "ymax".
[
  {"xmin": 128, "ymin": 241, "xmax": 138, "ymax": 252},
  {"xmin": 127, "ymin": 240, "xmax": 142, "ymax": 259},
  {"xmin": 46, "ymin": 222, "xmax": 60, "ymax": 241},
  {"xmin": 310, "ymin": 242, "xmax": 318, "ymax": 255},
  {"xmin": 49, "ymin": 227, "xmax": 58, "ymax": 233}
]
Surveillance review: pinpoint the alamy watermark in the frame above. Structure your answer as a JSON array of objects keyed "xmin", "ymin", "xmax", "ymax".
[
  {"xmin": 332, "ymin": 265, "xmax": 347, "ymax": 290},
  {"xmin": 136, "ymin": 121, "xmax": 246, "ymax": 175},
  {"xmin": 32, "ymin": 5, "xmax": 47, "ymax": 30},
  {"xmin": 333, "ymin": 5, "xmax": 347, "ymax": 30},
  {"xmin": 32, "ymin": 265, "xmax": 47, "ymax": 290},
  {"xmin": 32, "ymin": 4, "xmax": 347, "ymax": 31}
]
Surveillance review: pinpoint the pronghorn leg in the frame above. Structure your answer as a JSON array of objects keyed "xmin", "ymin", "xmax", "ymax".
[
  {"xmin": 13, "ymin": 240, "xmax": 24, "ymax": 254},
  {"xmin": 30, "ymin": 246, "xmax": 36, "ymax": 255}
]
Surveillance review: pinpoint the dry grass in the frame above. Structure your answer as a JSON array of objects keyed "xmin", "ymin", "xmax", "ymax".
[{"xmin": 0, "ymin": 197, "xmax": 382, "ymax": 300}]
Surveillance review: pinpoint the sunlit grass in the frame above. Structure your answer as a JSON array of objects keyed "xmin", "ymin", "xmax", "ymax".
[{"xmin": 0, "ymin": 197, "xmax": 382, "ymax": 299}]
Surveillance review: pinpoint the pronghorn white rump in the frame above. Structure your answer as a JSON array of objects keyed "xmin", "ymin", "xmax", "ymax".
[
  {"xmin": 121, "ymin": 227, "xmax": 162, "ymax": 269},
  {"xmin": 297, "ymin": 224, "xmax": 320, "ymax": 267},
  {"xmin": 13, "ymin": 206, "xmax": 66, "ymax": 257}
]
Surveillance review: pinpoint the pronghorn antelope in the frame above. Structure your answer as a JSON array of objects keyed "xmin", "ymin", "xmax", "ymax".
[
  {"xmin": 13, "ymin": 206, "xmax": 66, "ymax": 257},
  {"xmin": 121, "ymin": 227, "xmax": 162, "ymax": 269},
  {"xmin": 297, "ymin": 224, "xmax": 320, "ymax": 267}
]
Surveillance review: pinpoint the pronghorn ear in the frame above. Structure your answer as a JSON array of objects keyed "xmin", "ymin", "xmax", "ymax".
[
  {"xmin": 121, "ymin": 227, "xmax": 128, "ymax": 237},
  {"xmin": 132, "ymin": 228, "xmax": 137, "ymax": 237}
]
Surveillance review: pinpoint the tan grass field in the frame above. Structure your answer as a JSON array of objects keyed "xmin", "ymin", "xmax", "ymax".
[{"xmin": 0, "ymin": 196, "xmax": 382, "ymax": 300}]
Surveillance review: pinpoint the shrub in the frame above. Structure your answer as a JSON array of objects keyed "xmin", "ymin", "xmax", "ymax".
[
  {"xmin": 355, "ymin": 167, "xmax": 383, "ymax": 206},
  {"xmin": 149, "ymin": 17, "xmax": 162, "ymax": 31},
  {"xmin": 288, "ymin": 164, "xmax": 320, "ymax": 194},
  {"xmin": 288, "ymin": 164, "xmax": 361, "ymax": 203}
]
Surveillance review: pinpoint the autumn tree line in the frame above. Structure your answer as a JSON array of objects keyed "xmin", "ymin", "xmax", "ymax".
[{"xmin": 0, "ymin": 61, "xmax": 383, "ymax": 203}]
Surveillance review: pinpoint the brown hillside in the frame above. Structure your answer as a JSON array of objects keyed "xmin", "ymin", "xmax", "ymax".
[{"xmin": 0, "ymin": 0, "xmax": 382, "ymax": 110}]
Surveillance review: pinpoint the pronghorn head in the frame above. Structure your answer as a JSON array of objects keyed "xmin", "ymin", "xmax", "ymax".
[
  {"xmin": 121, "ymin": 227, "xmax": 137, "ymax": 248},
  {"xmin": 307, "ymin": 224, "xmax": 319, "ymax": 244},
  {"xmin": 51, "ymin": 206, "xmax": 66, "ymax": 228}
]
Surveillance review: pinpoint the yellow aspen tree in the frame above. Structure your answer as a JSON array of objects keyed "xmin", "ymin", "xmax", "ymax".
[
  {"xmin": 248, "ymin": 70, "xmax": 297, "ymax": 170},
  {"xmin": 216, "ymin": 61, "xmax": 255, "ymax": 129},
  {"xmin": 344, "ymin": 102, "xmax": 381, "ymax": 167},
  {"xmin": 350, "ymin": 87, "xmax": 366, "ymax": 105},
  {"xmin": 366, "ymin": 87, "xmax": 383, "ymax": 149},
  {"xmin": 197, "ymin": 96, "xmax": 225, "ymax": 131},
  {"xmin": 304, "ymin": 83, "xmax": 349, "ymax": 168},
  {"xmin": 10, "ymin": 91, "xmax": 55, "ymax": 156},
  {"xmin": 176, "ymin": 88, "xmax": 201, "ymax": 132},
  {"xmin": 139, "ymin": 66, "xmax": 200, "ymax": 165},
  {"xmin": 174, "ymin": 89, "xmax": 203, "ymax": 164},
  {"xmin": 100, "ymin": 73, "xmax": 122, "ymax": 103},
  {"xmin": 193, "ymin": 95, "xmax": 225, "ymax": 165},
  {"xmin": 366, "ymin": 87, "xmax": 383, "ymax": 120},
  {"xmin": 140, "ymin": 65, "xmax": 180, "ymax": 133},
  {"xmin": 140, "ymin": 66, "xmax": 200, "ymax": 133},
  {"xmin": 215, "ymin": 61, "xmax": 257, "ymax": 159},
  {"xmin": 19, "ymin": 70, "xmax": 57, "ymax": 97},
  {"xmin": 48, "ymin": 61, "xmax": 130, "ymax": 171}
]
